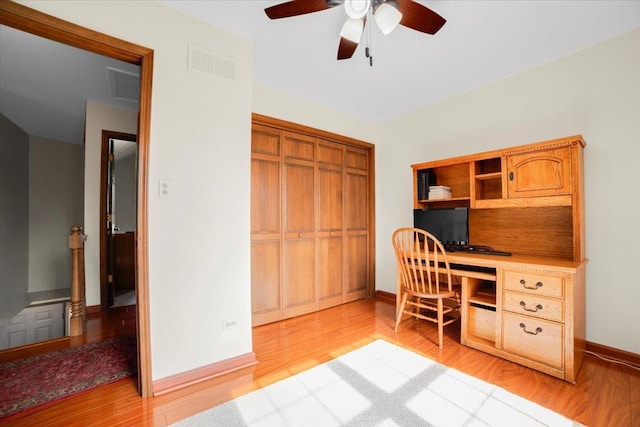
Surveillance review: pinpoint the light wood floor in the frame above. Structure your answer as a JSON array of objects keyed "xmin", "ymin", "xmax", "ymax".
[{"xmin": 2, "ymin": 297, "xmax": 639, "ymax": 426}]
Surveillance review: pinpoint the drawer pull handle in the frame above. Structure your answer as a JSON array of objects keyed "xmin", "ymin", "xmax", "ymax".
[
  {"xmin": 520, "ymin": 301, "xmax": 543, "ymax": 312},
  {"xmin": 519, "ymin": 323, "xmax": 543, "ymax": 335},
  {"xmin": 520, "ymin": 279, "xmax": 543, "ymax": 290}
]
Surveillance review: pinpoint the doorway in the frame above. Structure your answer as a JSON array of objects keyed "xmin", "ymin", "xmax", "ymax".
[
  {"xmin": 0, "ymin": 1, "xmax": 153, "ymax": 396},
  {"xmin": 100, "ymin": 131, "xmax": 137, "ymax": 311}
]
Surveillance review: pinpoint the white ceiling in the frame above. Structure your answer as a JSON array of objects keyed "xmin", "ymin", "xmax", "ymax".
[
  {"xmin": 1, "ymin": 1, "xmax": 639, "ymax": 145},
  {"xmin": 164, "ymin": 0, "xmax": 640, "ymax": 122}
]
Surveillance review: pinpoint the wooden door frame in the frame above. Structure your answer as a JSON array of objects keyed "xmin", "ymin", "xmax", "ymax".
[
  {"xmin": 100, "ymin": 131, "xmax": 137, "ymax": 311},
  {"xmin": 0, "ymin": 0, "xmax": 154, "ymax": 397}
]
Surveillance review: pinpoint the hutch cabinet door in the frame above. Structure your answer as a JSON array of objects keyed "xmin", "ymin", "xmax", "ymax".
[{"xmin": 506, "ymin": 147, "xmax": 572, "ymax": 198}]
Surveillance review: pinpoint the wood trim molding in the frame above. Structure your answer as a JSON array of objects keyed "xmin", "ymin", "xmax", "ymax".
[
  {"xmin": 0, "ymin": 0, "xmax": 148, "ymax": 63},
  {"xmin": 85, "ymin": 304, "xmax": 101, "ymax": 315},
  {"xmin": 251, "ymin": 113, "xmax": 374, "ymax": 150},
  {"xmin": 100, "ymin": 131, "xmax": 137, "ymax": 311},
  {"xmin": 375, "ymin": 290, "xmax": 396, "ymax": 304},
  {"xmin": 586, "ymin": 341, "xmax": 640, "ymax": 368},
  {"xmin": 153, "ymin": 352, "xmax": 258, "ymax": 396},
  {"xmin": 0, "ymin": 337, "xmax": 70, "ymax": 363}
]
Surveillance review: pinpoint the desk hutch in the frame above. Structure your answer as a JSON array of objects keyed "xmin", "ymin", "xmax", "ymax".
[{"xmin": 409, "ymin": 135, "xmax": 587, "ymax": 382}]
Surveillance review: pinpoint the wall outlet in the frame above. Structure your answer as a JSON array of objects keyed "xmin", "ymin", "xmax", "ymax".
[{"xmin": 159, "ymin": 179, "xmax": 169, "ymax": 198}]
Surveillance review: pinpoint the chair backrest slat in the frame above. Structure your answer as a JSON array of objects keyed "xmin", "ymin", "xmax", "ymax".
[{"xmin": 392, "ymin": 227, "xmax": 453, "ymax": 296}]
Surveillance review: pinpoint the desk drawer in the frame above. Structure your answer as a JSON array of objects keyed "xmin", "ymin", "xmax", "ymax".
[
  {"xmin": 503, "ymin": 270, "xmax": 563, "ymax": 298},
  {"xmin": 503, "ymin": 291, "xmax": 564, "ymax": 322},
  {"xmin": 503, "ymin": 312, "xmax": 564, "ymax": 369}
]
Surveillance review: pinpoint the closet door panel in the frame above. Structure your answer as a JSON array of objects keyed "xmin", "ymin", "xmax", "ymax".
[
  {"xmin": 284, "ymin": 163, "xmax": 315, "ymax": 233},
  {"xmin": 345, "ymin": 233, "xmax": 368, "ymax": 301},
  {"xmin": 345, "ymin": 146, "xmax": 370, "ymax": 301},
  {"xmin": 318, "ymin": 168, "xmax": 343, "ymax": 232},
  {"xmin": 251, "ymin": 239, "xmax": 282, "ymax": 325},
  {"xmin": 346, "ymin": 170, "xmax": 368, "ymax": 231},
  {"xmin": 251, "ymin": 125, "xmax": 282, "ymax": 325},
  {"xmin": 251, "ymin": 158, "xmax": 280, "ymax": 234},
  {"xmin": 283, "ymin": 238, "xmax": 316, "ymax": 317},
  {"xmin": 318, "ymin": 236, "xmax": 343, "ymax": 308},
  {"xmin": 282, "ymin": 132, "xmax": 316, "ymax": 318}
]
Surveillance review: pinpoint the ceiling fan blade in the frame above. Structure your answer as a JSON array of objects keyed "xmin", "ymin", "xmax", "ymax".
[
  {"xmin": 337, "ymin": 16, "xmax": 365, "ymax": 60},
  {"xmin": 396, "ymin": 0, "xmax": 446, "ymax": 35},
  {"xmin": 337, "ymin": 37, "xmax": 359, "ymax": 60},
  {"xmin": 265, "ymin": 0, "xmax": 336, "ymax": 19}
]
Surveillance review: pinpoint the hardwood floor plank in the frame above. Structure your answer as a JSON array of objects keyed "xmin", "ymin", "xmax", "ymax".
[
  {"xmin": 631, "ymin": 369, "xmax": 640, "ymax": 427},
  {"xmin": 586, "ymin": 356, "xmax": 632, "ymax": 426},
  {"xmin": 1, "ymin": 298, "xmax": 636, "ymax": 426}
]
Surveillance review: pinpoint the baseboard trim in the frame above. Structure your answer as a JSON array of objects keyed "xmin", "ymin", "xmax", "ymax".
[
  {"xmin": 0, "ymin": 336, "xmax": 70, "ymax": 363},
  {"xmin": 375, "ymin": 290, "xmax": 396, "ymax": 303},
  {"xmin": 152, "ymin": 352, "xmax": 258, "ymax": 396},
  {"xmin": 86, "ymin": 304, "xmax": 101, "ymax": 315},
  {"xmin": 586, "ymin": 341, "xmax": 640, "ymax": 368}
]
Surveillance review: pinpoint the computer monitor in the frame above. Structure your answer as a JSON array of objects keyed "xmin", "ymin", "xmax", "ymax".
[{"xmin": 413, "ymin": 208, "xmax": 469, "ymax": 245}]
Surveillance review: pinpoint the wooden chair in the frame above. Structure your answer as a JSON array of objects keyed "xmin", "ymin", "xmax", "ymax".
[{"xmin": 393, "ymin": 227, "xmax": 460, "ymax": 348}]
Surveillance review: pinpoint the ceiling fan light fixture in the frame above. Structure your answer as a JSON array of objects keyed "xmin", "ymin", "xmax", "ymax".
[
  {"xmin": 344, "ymin": 0, "xmax": 371, "ymax": 19},
  {"xmin": 340, "ymin": 17, "xmax": 365, "ymax": 43},
  {"xmin": 374, "ymin": 0, "xmax": 402, "ymax": 35}
]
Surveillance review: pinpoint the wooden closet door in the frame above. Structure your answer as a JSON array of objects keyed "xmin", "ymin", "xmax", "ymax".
[
  {"xmin": 282, "ymin": 132, "xmax": 317, "ymax": 318},
  {"xmin": 251, "ymin": 125, "xmax": 282, "ymax": 325},
  {"xmin": 317, "ymin": 140, "xmax": 345, "ymax": 309},
  {"xmin": 344, "ymin": 147, "xmax": 370, "ymax": 302}
]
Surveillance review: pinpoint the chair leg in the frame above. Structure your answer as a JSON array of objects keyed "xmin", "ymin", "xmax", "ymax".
[
  {"xmin": 395, "ymin": 292, "xmax": 408, "ymax": 332},
  {"xmin": 437, "ymin": 298, "xmax": 444, "ymax": 348}
]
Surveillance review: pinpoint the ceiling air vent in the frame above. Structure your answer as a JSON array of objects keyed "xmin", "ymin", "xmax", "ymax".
[
  {"xmin": 106, "ymin": 67, "xmax": 140, "ymax": 103},
  {"xmin": 188, "ymin": 44, "xmax": 236, "ymax": 81}
]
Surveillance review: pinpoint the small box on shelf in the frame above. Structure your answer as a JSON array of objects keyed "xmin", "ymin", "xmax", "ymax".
[{"xmin": 428, "ymin": 185, "xmax": 451, "ymax": 200}]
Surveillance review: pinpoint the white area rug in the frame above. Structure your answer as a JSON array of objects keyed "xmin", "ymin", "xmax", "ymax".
[{"xmin": 172, "ymin": 339, "xmax": 582, "ymax": 427}]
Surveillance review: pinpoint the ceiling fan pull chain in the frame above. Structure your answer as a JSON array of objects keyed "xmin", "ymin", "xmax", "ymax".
[{"xmin": 366, "ymin": 7, "xmax": 373, "ymax": 67}]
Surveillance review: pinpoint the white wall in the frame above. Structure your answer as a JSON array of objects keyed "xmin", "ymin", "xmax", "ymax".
[
  {"xmin": 24, "ymin": 1, "xmax": 254, "ymax": 382},
  {"xmin": 84, "ymin": 100, "xmax": 138, "ymax": 306},
  {"xmin": 377, "ymin": 29, "xmax": 640, "ymax": 354},
  {"xmin": 28, "ymin": 135, "xmax": 84, "ymax": 293},
  {"xmin": 0, "ymin": 114, "xmax": 30, "ymax": 325},
  {"xmin": 253, "ymin": 82, "xmax": 381, "ymax": 144}
]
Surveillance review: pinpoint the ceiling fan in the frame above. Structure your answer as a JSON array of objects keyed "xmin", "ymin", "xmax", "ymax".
[{"xmin": 264, "ymin": 0, "xmax": 446, "ymax": 62}]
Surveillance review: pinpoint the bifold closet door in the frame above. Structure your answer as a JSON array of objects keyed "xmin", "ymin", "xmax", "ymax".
[
  {"xmin": 251, "ymin": 119, "xmax": 373, "ymax": 326},
  {"xmin": 317, "ymin": 140, "xmax": 345, "ymax": 309},
  {"xmin": 250, "ymin": 125, "xmax": 283, "ymax": 325},
  {"xmin": 282, "ymin": 132, "xmax": 317, "ymax": 318},
  {"xmin": 344, "ymin": 147, "xmax": 369, "ymax": 302}
]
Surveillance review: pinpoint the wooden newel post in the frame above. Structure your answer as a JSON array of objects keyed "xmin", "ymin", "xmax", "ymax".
[{"xmin": 69, "ymin": 226, "xmax": 86, "ymax": 336}]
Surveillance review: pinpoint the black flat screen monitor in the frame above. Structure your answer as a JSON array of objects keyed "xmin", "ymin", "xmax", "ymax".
[{"xmin": 413, "ymin": 208, "xmax": 469, "ymax": 245}]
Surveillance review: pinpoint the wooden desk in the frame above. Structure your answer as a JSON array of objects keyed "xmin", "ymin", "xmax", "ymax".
[{"xmin": 397, "ymin": 251, "xmax": 587, "ymax": 383}]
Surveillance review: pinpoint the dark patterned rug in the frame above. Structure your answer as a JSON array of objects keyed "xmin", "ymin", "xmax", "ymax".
[{"xmin": 0, "ymin": 335, "xmax": 137, "ymax": 418}]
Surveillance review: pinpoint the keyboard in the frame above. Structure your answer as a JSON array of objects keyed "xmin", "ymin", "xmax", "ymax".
[{"xmin": 444, "ymin": 244, "xmax": 512, "ymax": 256}]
